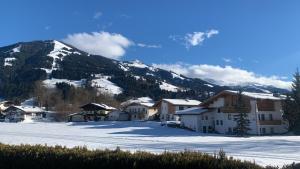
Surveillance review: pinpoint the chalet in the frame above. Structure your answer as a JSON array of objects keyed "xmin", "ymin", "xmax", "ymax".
[
  {"xmin": 154, "ymin": 99, "xmax": 201, "ymax": 121},
  {"xmin": 176, "ymin": 90, "xmax": 288, "ymax": 135},
  {"xmin": 68, "ymin": 103, "xmax": 116, "ymax": 122},
  {"xmin": 3, "ymin": 105, "xmax": 45, "ymax": 122},
  {"xmin": 121, "ymin": 97, "xmax": 157, "ymax": 121}
]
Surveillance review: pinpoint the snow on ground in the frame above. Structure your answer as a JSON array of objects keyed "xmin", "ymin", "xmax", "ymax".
[
  {"xmin": 204, "ymin": 83, "xmax": 214, "ymax": 88},
  {"xmin": 124, "ymin": 60, "xmax": 148, "ymax": 69},
  {"xmin": 91, "ymin": 77, "xmax": 123, "ymax": 95},
  {"xmin": 43, "ymin": 78, "xmax": 85, "ymax": 88},
  {"xmin": 44, "ymin": 40, "xmax": 81, "ymax": 74},
  {"xmin": 0, "ymin": 121, "xmax": 299, "ymax": 167},
  {"xmin": 11, "ymin": 45, "xmax": 21, "ymax": 53},
  {"xmin": 159, "ymin": 81, "xmax": 180, "ymax": 92},
  {"xmin": 171, "ymin": 72, "xmax": 185, "ymax": 80},
  {"xmin": 4, "ymin": 57, "xmax": 16, "ymax": 66}
]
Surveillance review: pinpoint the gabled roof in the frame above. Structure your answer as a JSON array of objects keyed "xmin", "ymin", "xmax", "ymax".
[
  {"xmin": 121, "ymin": 97, "xmax": 155, "ymax": 108},
  {"xmin": 4, "ymin": 105, "xmax": 44, "ymax": 113},
  {"xmin": 162, "ymin": 99, "xmax": 201, "ymax": 106},
  {"xmin": 201, "ymin": 90, "xmax": 285, "ymax": 106},
  {"xmin": 80, "ymin": 103, "xmax": 116, "ymax": 111},
  {"xmin": 175, "ymin": 107, "xmax": 208, "ymax": 115}
]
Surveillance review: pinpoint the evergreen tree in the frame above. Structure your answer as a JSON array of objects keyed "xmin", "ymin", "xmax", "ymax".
[
  {"xmin": 234, "ymin": 89, "xmax": 251, "ymax": 136},
  {"xmin": 283, "ymin": 69, "xmax": 300, "ymax": 133}
]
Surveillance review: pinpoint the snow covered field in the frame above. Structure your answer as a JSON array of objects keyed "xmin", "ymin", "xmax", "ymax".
[{"xmin": 0, "ymin": 121, "xmax": 299, "ymax": 167}]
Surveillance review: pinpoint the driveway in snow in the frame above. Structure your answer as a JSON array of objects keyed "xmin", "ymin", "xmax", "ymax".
[{"xmin": 0, "ymin": 121, "xmax": 299, "ymax": 167}]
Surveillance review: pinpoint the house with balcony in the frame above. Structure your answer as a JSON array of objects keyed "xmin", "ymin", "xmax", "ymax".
[
  {"xmin": 68, "ymin": 103, "xmax": 116, "ymax": 122},
  {"xmin": 121, "ymin": 97, "xmax": 158, "ymax": 121},
  {"xmin": 154, "ymin": 99, "xmax": 201, "ymax": 121},
  {"xmin": 175, "ymin": 90, "xmax": 288, "ymax": 135}
]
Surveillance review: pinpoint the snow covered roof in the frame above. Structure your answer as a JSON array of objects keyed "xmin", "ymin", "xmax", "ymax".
[
  {"xmin": 175, "ymin": 107, "xmax": 208, "ymax": 115},
  {"xmin": 225, "ymin": 90, "xmax": 285, "ymax": 100},
  {"xmin": 201, "ymin": 90, "xmax": 286, "ymax": 106},
  {"xmin": 81, "ymin": 103, "xmax": 116, "ymax": 111},
  {"xmin": 162, "ymin": 99, "xmax": 201, "ymax": 106},
  {"xmin": 121, "ymin": 97, "xmax": 155, "ymax": 108},
  {"xmin": 5, "ymin": 106, "xmax": 45, "ymax": 113}
]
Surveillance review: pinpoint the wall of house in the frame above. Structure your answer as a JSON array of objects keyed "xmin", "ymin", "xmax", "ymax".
[
  {"xmin": 125, "ymin": 105, "xmax": 157, "ymax": 121},
  {"xmin": 180, "ymin": 115, "xmax": 200, "ymax": 131},
  {"xmin": 148, "ymin": 108, "xmax": 158, "ymax": 120},
  {"xmin": 108, "ymin": 111, "xmax": 129, "ymax": 121},
  {"xmin": 69, "ymin": 114, "xmax": 85, "ymax": 122},
  {"xmin": 160, "ymin": 101, "xmax": 197, "ymax": 121},
  {"xmin": 256, "ymin": 100, "xmax": 288, "ymax": 134}
]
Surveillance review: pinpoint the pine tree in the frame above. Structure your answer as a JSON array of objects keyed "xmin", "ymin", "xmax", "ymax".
[
  {"xmin": 283, "ymin": 69, "xmax": 300, "ymax": 133},
  {"xmin": 234, "ymin": 89, "xmax": 251, "ymax": 136}
]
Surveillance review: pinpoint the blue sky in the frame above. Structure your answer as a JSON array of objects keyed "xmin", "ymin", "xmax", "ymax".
[{"xmin": 1, "ymin": 0, "xmax": 299, "ymax": 88}]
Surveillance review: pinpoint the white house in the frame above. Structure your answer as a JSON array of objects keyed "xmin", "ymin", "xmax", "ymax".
[
  {"xmin": 154, "ymin": 99, "xmax": 201, "ymax": 121},
  {"xmin": 176, "ymin": 90, "xmax": 288, "ymax": 135},
  {"xmin": 107, "ymin": 110, "xmax": 129, "ymax": 121},
  {"xmin": 121, "ymin": 97, "xmax": 158, "ymax": 121},
  {"xmin": 3, "ymin": 105, "xmax": 45, "ymax": 122}
]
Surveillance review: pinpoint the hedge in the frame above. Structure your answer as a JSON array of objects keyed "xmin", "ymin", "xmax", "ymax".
[{"xmin": 0, "ymin": 143, "xmax": 275, "ymax": 169}]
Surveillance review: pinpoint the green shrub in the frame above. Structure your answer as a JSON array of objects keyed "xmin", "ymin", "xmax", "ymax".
[{"xmin": 0, "ymin": 143, "xmax": 268, "ymax": 169}]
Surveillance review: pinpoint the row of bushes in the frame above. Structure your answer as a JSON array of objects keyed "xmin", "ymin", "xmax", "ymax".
[{"xmin": 0, "ymin": 143, "xmax": 298, "ymax": 169}]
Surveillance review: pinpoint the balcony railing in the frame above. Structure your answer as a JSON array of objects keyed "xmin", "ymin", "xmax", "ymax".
[
  {"xmin": 259, "ymin": 120, "xmax": 282, "ymax": 125},
  {"xmin": 220, "ymin": 106, "xmax": 251, "ymax": 113}
]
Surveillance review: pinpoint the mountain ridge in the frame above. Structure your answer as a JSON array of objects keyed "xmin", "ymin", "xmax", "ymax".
[{"xmin": 0, "ymin": 40, "xmax": 288, "ymax": 101}]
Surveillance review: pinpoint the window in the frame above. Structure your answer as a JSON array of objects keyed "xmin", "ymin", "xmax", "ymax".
[
  {"xmin": 220, "ymin": 120, "xmax": 223, "ymax": 125},
  {"xmin": 201, "ymin": 115, "xmax": 204, "ymax": 120},
  {"xmin": 228, "ymin": 127, "xmax": 232, "ymax": 133},
  {"xmin": 228, "ymin": 114, "xmax": 232, "ymax": 120},
  {"xmin": 269, "ymin": 114, "xmax": 273, "ymax": 121},
  {"xmin": 179, "ymin": 106, "xmax": 184, "ymax": 110},
  {"xmin": 261, "ymin": 114, "xmax": 265, "ymax": 121},
  {"xmin": 217, "ymin": 108, "xmax": 221, "ymax": 113},
  {"xmin": 205, "ymin": 116, "xmax": 208, "ymax": 120},
  {"xmin": 260, "ymin": 128, "xmax": 266, "ymax": 134},
  {"xmin": 216, "ymin": 120, "xmax": 219, "ymax": 125},
  {"xmin": 270, "ymin": 127, "xmax": 274, "ymax": 134}
]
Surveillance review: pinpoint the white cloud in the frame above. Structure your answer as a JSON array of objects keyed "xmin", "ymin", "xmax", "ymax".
[
  {"xmin": 63, "ymin": 31, "xmax": 133, "ymax": 60},
  {"xmin": 152, "ymin": 63, "xmax": 291, "ymax": 90},
  {"xmin": 93, "ymin": 11, "xmax": 102, "ymax": 19},
  {"xmin": 136, "ymin": 43, "xmax": 161, "ymax": 48},
  {"xmin": 171, "ymin": 29, "xmax": 219, "ymax": 49},
  {"xmin": 206, "ymin": 29, "xmax": 219, "ymax": 38},
  {"xmin": 222, "ymin": 58, "xmax": 231, "ymax": 63}
]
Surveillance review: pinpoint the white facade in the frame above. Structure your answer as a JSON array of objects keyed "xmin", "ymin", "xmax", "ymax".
[
  {"xmin": 108, "ymin": 111, "xmax": 129, "ymax": 121},
  {"xmin": 159, "ymin": 99, "xmax": 201, "ymax": 121}
]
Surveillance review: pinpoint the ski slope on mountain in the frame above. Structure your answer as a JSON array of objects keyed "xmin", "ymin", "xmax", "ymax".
[{"xmin": 0, "ymin": 121, "xmax": 299, "ymax": 167}]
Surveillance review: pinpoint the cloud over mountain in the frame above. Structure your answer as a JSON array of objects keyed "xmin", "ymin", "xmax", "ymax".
[
  {"xmin": 152, "ymin": 63, "xmax": 291, "ymax": 90},
  {"xmin": 63, "ymin": 31, "xmax": 133, "ymax": 60}
]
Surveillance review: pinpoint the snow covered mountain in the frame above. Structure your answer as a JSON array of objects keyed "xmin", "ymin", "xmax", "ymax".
[{"xmin": 0, "ymin": 40, "xmax": 288, "ymax": 101}]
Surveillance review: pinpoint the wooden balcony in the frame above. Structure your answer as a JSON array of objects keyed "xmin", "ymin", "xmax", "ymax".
[
  {"xmin": 220, "ymin": 106, "xmax": 251, "ymax": 113},
  {"xmin": 259, "ymin": 120, "xmax": 282, "ymax": 125}
]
